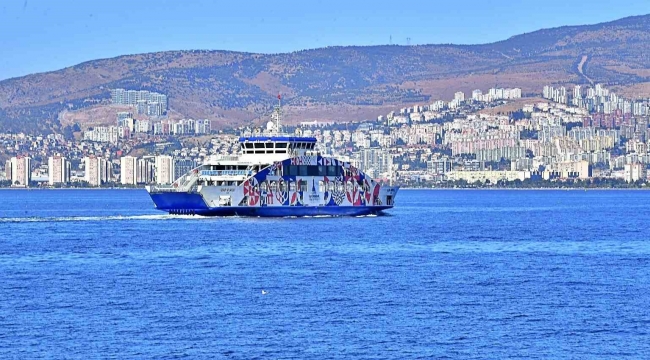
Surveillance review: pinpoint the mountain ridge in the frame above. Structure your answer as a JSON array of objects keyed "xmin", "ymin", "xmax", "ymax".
[{"xmin": 2, "ymin": 14, "xmax": 650, "ymax": 133}]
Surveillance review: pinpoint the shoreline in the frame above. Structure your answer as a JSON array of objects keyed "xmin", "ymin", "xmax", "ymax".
[
  {"xmin": 0, "ymin": 187, "xmax": 146, "ymax": 190},
  {"xmin": 403, "ymin": 187, "xmax": 650, "ymax": 191},
  {"xmin": 1, "ymin": 187, "xmax": 648, "ymax": 191}
]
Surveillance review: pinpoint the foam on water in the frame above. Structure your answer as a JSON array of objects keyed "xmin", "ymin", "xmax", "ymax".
[
  {"xmin": 0, "ymin": 214, "xmax": 209, "ymax": 223},
  {"xmin": 0, "ymin": 213, "xmax": 381, "ymax": 223}
]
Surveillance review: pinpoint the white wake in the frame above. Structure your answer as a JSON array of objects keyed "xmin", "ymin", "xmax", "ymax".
[{"xmin": 0, "ymin": 214, "xmax": 208, "ymax": 223}]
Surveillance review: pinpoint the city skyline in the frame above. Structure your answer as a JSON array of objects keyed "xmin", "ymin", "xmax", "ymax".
[
  {"xmin": 3, "ymin": 82, "xmax": 650, "ymax": 189},
  {"xmin": 0, "ymin": 0, "xmax": 648, "ymax": 80}
]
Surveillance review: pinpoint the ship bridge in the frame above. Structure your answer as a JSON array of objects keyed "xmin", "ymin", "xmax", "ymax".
[{"xmin": 239, "ymin": 136, "xmax": 316, "ymax": 157}]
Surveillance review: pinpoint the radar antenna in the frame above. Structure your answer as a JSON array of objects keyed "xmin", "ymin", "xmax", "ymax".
[{"xmin": 273, "ymin": 94, "xmax": 283, "ymax": 135}]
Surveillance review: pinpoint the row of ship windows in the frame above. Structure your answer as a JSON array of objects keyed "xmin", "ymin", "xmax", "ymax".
[
  {"xmin": 240, "ymin": 142, "xmax": 315, "ymax": 154},
  {"xmin": 198, "ymin": 180, "xmax": 238, "ymax": 186},
  {"xmin": 282, "ymin": 165, "xmax": 342, "ymax": 177},
  {"xmin": 201, "ymin": 165, "xmax": 351, "ymax": 177},
  {"xmin": 243, "ymin": 150, "xmax": 288, "ymax": 154},
  {"xmin": 241, "ymin": 142, "xmax": 316, "ymax": 150},
  {"xmin": 198, "ymin": 180, "xmax": 349, "ymax": 190},
  {"xmin": 205, "ymin": 165, "xmax": 248, "ymax": 171},
  {"xmin": 258, "ymin": 179, "xmax": 369, "ymax": 193}
]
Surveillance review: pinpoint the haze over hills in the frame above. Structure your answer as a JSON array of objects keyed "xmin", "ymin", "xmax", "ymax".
[{"xmin": 2, "ymin": 14, "xmax": 650, "ymax": 134}]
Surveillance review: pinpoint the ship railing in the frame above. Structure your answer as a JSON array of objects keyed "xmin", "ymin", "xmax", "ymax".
[
  {"xmin": 200, "ymin": 170, "xmax": 252, "ymax": 177},
  {"xmin": 153, "ymin": 171, "xmax": 200, "ymax": 193},
  {"xmin": 208, "ymin": 155, "xmax": 240, "ymax": 162},
  {"xmin": 149, "ymin": 184, "xmax": 176, "ymax": 192},
  {"xmin": 288, "ymin": 150, "xmax": 320, "ymax": 158},
  {"xmin": 176, "ymin": 170, "xmax": 200, "ymax": 191}
]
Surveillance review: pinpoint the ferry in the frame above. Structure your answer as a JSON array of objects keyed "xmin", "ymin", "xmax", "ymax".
[{"xmin": 145, "ymin": 96, "xmax": 399, "ymax": 217}]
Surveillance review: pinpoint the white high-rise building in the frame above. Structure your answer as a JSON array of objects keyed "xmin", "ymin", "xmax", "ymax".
[
  {"xmin": 48, "ymin": 156, "xmax": 70, "ymax": 185},
  {"xmin": 120, "ymin": 156, "xmax": 138, "ymax": 185},
  {"xmin": 4, "ymin": 159, "xmax": 11, "ymax": 182},
  {"xmin": 155, "ymin": 155, "xmax": 175, "ymax": 185},
  {"xmin": 354, "ymin": 148, "xmax": 393, "ymax": 179},
  {"xmin": 84, "ymin": 156, "xmax": 110, "ymax": 187},
  {"xmin": 195, "ymin": 119, "xmax": 211, "ymax": 134},
  {"xmin": 595, "ymin": 84, "xmax": 609, "ymax": 97},
  {"xmin": 9, "ymin": 156, "xmax": 31, "ymax": 187},
  {"xmin": 135, "ymin": 119, "xmax": 151, "ymax": 133},
  {"xmin": 454, "ymin": 91, "xmax": 465, "ymax": 102},
  {"xmin": 573, "ymin": 85, "xmax": 581, "ymax": 99},
  {"xmin": 137, "ymin": 158, "xmax": 155, "ymax": 184},
  {"xmin": 624, "ymin": 163, "xmax": 646, "ymax": 183}
]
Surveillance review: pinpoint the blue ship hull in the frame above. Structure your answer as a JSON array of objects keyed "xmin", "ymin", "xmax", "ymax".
[{"xmin": 149, "ymin": 192, "xmax": 392, "ymax": 217}]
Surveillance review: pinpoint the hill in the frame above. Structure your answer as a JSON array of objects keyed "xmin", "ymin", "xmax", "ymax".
[{"xmin": 2, "ymin": 14, "xmax": 650, "ymax": 133}]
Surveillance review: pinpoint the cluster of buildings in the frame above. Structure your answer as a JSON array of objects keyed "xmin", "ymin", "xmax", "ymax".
[
  {"xmin": 354, "ymin": 147, "xmax": 393, "ymax": 179},
  {"xmin": 543, "ymin": 84, "xmax": 650, "ymax": 115},
  {"xmin": 83, "ymin": 112, "xmax": 212, "ymax": 144},
  {"xmin": 384, "ymin": 85, "xmax": 650, "ymax": 184},
  {"xmin": 1, "ymin": 154, "xmax": 197, "ymax": 187},
  {"xmin": 118, "ymin": 155, "xmax": 196, "ymax": 186},
  {"xmin": 153, "ymin": 118, "xmax": 211, "ymax": 136},
  {"xmin": 5, "ymin": 155, "xmax": 74, "ymax": 187},
  {"xmin": 0, "ymin": 129, "xmax": 241, "ymax": 188},
  {"xmin": 49, "ymin": 154, "xmax": 194, "ymax": 187},
  {"xmin": 382, "ymin": 87, "xmax": 521, "ymax": 125},
  {"xmin": 296, "ymin": 85, "xmax": 648, "ymax": 185},
  {"xmin": 83, "ymin": 125, "xmax": 131, "ymax": 144},
  {"xmin": 4, "ymin": 156, "xmax": 32, "ymax": 187},
  {"xmin": 110, "ymin": 88, "xmax": 168, "ymax": 116},
  {"xmin": 4, "ymin": 83, "xmax": 650, "ymax": 188},
  {"xmin": 471, "ymin": 88, "xmax": 522, "ymax": 102},
  {"xmin": 441, "ymin": 87, "xmax": 522, "ymax": 110},
  {"xmin": 3, "ymin": 155, "xmax": 110, "ymax": 187}
]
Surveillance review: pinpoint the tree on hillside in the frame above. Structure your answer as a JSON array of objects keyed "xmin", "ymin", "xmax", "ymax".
[{"xmin": 63, "ymin": 125, "xmax": 74, "ymax": 140}]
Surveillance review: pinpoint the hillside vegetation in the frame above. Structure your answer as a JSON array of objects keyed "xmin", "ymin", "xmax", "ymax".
[{"xmin": 2, "ymin": 15, "xmax": 650, "ymax": 133}]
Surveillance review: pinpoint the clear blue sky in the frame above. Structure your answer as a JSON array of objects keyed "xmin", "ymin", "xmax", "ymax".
[{"xmin": 0, "ymin": 0, "xmax": 648, "ymax": 80}]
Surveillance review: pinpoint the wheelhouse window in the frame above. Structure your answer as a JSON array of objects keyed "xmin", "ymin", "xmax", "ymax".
[
  {"xmin": 298, "ymin": 166, "xmax": 308, "ymax": 176},
  {"xmin": 275, "ymin": 142, "xmax": 288, "ymax": 153},
  {"xmin": 327, "ymin": 166, "xmax": 339, "ymax": 176}
]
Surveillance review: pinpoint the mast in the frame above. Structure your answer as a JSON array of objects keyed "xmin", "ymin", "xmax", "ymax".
[{"xmin": 274, "ymin": 93, "xmax": 282, "ymax": 135}]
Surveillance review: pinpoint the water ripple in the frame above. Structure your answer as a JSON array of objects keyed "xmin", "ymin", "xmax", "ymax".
[{"xmin": 0, "ymin": 189, "xmax": 649, "ymax": 358}]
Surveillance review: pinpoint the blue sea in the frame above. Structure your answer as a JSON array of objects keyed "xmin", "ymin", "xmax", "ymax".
[{"xmin": 1, "ymin": 189, "xmax": 650, "ymax": 358}]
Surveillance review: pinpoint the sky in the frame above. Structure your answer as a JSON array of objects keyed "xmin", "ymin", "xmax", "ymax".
[{"xmin": 0, "ymin": 0, "xmax": 648, "ymax": 80}]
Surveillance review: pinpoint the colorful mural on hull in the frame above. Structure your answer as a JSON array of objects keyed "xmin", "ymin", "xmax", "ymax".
[
  {"xmin": 149, "ymin": 155, "xmax": 397, "ymax": 216},
  {"xmin": 238, "ymin": 156, "xmax": 390, "ymax": 209}
]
